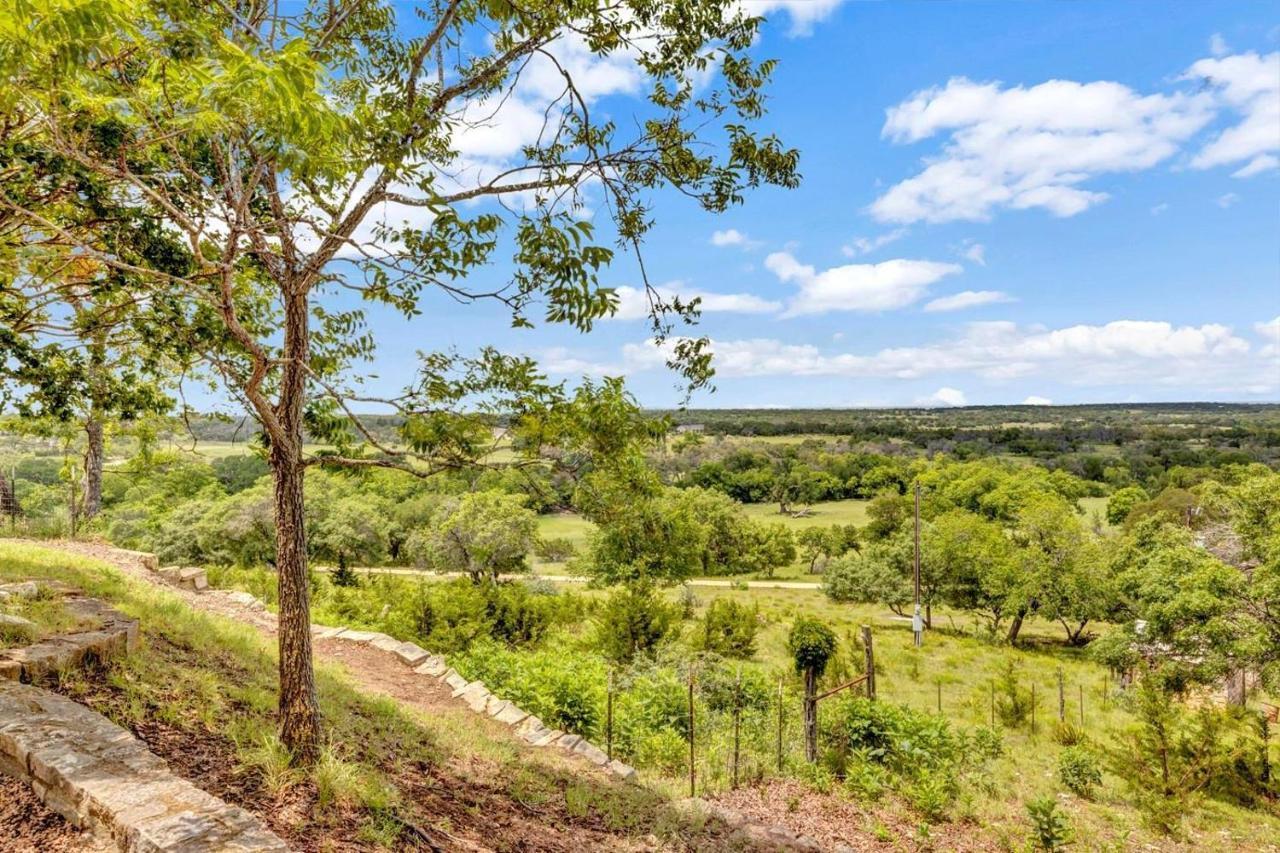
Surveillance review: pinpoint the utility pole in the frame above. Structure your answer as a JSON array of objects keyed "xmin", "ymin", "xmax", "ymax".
[{"xmin": 913, "ymin": 481, "xmax": 923, "ymax": 648}]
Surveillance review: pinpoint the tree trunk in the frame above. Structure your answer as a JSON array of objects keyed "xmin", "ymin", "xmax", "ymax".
[
  {"xmin": 925, "ymin": 601, "xmax": 932, "ymax": 630},
  {"xmin": 272, "ymin": 291, "xmax": 321, "ymax": 764},
  {"xmin": 1006, "ymin": 608, "xmax": 1027, "ymax": 644},
  {"xmin": 82, "ymin": 414, "xmax": 104, "ymax": 519}
]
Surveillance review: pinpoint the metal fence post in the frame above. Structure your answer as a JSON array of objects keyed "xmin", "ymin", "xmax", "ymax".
[{"xmin": 688, "ymin": 673, "xmax": 696, "ymax": 798}]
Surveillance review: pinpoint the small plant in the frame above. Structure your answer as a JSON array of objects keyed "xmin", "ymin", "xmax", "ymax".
[
  {"xmin": 677, "ymin": 584, "xmax": 699, "ymax": 619},
  {"xmin": 330, "ymin": 553, "xmax": 360, "ymax": 588},
  {"xmin": 1058, "ymin": 746, "xmax": 1102, "ymax": 798},
  {"xmin": 240, "ymin": 734, "xmax": 301, "ymax": 795},
  {"xmin": 788, "ymin": 617, "xmax": 837, "ymax": 677},
  {"xmin": 995, "ymin": 660, "xmax": 1031, "ymax": 728},
  {"xmin": 907, "ymin": 773, "xmax": 954, "ymax": 823},
  {"xmin": 1025, "ymin": 795, "xmax": 1073, "ymax": 851},
  {"xmin": 1051, "ymin": 719, "xmax": 1086, "ymax": 747}
]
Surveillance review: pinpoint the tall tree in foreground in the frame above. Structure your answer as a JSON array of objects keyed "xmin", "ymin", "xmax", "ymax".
[{"xmin": 0, "ymin": 0, "xmax": 798, "ymax": 760}]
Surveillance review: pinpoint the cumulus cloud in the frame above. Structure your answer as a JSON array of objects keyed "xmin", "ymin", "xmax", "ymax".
[
  {"xmin": 741, "ymin": 0, "xmax": 848, "ymax": 37},
  {"xmin": 608, "ymin": 283, "xmax": 780, "ymax": 320},
  {"xmin": 765, "ymin": 251, "xmax": 962, "ymax": 316},
  {"xmin": 609, "ymin": 319, "xmax": 1273, "ymax": 392},
  {"xmin": 923, "ymin": 290, "xmax": 1014, "ymax": 312},
  {"xmin": 870, "ymin": 75, "xmax": 1215, "ymax": 224},
  {"xmin": 1183, "ymin": 51, "xmax": 1280, "ymax": 176},
  {"xmin": 923, "ymin": 387, "xmax": 968, "ymax": 407},
  {"xmin": 710, "ymin": 228, "xmax": 759, "ymax": 248}
]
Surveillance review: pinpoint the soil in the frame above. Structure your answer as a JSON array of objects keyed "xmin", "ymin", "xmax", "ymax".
[
  {"xmin": 710, "ymin": 779, "xmax": 997, "ymax": 852},
  {"xmin": 0, "ymin": 774, "xmax": 107, "ymax": 852}
]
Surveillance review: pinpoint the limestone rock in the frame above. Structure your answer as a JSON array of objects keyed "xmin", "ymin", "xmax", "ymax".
[
  {"xmin": 413, "ymin": 656, "xmax": 448, "ymax": 678},
  {"xmin": 607, "ymin": 759, "xmax": 637, "ymax": 781}
]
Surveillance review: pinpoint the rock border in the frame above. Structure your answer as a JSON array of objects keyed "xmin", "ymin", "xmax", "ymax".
[
  {"xmin": 0, "ymin": 584, "xmax": 139, "ymax": 683},
  {"xmin": 0, "ymin": 679, "xmax": 289, "ymax": 852}
]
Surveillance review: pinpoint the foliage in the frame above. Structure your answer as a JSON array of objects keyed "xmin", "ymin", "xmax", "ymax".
[
  {"xmin": 787, "ymin": 617, "xmax": 836, "ymax": 677},
  {"xmin": 1058, "ymin": 746, "xmax": 1103, "ymax": 798},
  {"xmin": 594, "ymin": 584, "xmax": 678, "ymax": 664},
  {"xmin": 407, "ymin": 492, "xmax": 537, "ymax": 584},
  {"xmin": 1107, "ymin": 485, "xmax": 1148, "ymax": 525},
  {"xmin": 1025, "ymin": 796, "xmax": 1073, "ymax": 851},
  {"xmin": 534, "ymin": 537, "xmax": 577, "ymax": 563},
  {"xmin": 694, "ymin": 598, "xmax": 760, "ymax": 659}
]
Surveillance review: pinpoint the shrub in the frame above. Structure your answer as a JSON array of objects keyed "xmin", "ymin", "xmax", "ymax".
[
  {"xmin": 1058, "ymin": 746, "xmax": 1102, "ymax": 798},
  {"xmin": 634, "ymin": 729, "xmax": 688, "ymax": 774},
  {"xmin": 995, "ymin": 660, "xmax": 1031, "ymax": 727},
  {"xmin": 788, "ymin": 617, "xmax": 836, "ymax": 677},
  {"xmin": 695, "ymin": 598, "xmax": 759, "ymax": 659},
  {"xmin": 1051, "ymin": 719, "xmax": 1086, "ymax": 747},
  {"xmin": 534, "ymin": 536, "xmax": 577, "ymax": 562},
  {"xmin": 1026, "ymin": 796, "xmax": 1072, "ymax": 851},
  {"xmin": 594, "ymin": 584, "xmax": 677, "ymax": 664}
]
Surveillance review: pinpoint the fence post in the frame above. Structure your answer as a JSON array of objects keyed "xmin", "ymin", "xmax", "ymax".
[
  {"xmin": 776, "ymin": 678, "xmax": 784, "ymax": 772},
  {"xmin": 862, "ymin": 625, "xmax": 876, "ymax": 700},
  {"xmin": 803, "ymin": 668, "xmax": 817, "ymax": 763},
  {"xmin": 606, "ymin": 671, "xmax": 614, "ymax": 762},
  {"xmin": 1261, "ymin": 712, "xmax": 1272, "ymax": 788},
  {"xmin": 68, "ymin": 463, "xmax": 77, "ymax": 537},
  {"xmin": 732, "ymin": 668, "xmax": 741, "ymax": 790},
  {"xmin": 688, "ymin": 673, "xmax": 696, "ymax": 798},
  {"xmin": 1057, "ymin": 668, "xmax": 1065, "ymax": 722}
]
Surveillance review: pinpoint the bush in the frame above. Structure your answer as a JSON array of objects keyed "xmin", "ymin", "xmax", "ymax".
[
  {"xmin": 788, "ymin": 617, "xmax": 836, "ymax": 677},
  {"xmin": 1058, "ymin": 746, "xmax": 1102, "ymax": 798},
  {"xmin": 995, "ymin": 660, "xmax": 1031, "ymax": 727},
  {"xmin": 453, "ymin": 638, "xmax": 604, "ymax": 737},
  {"xmin": 534, "ymin": 536, "xmax": 577, "ymax": 562},
  {"xmin": 1026, "ymin": 795, "xmax": 1072, "ymax": 851},
  {"xmin": 695, "ymin": 598, "xmax": 759, "ymax": 659},
  {"xmin": 594, "ymin": 584, "xmax": 677, "ymax": 664}
]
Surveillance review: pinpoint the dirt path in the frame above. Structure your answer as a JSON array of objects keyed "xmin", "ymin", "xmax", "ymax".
[{"xmin": 316, "ymin": 565, "xmax": 824, "ymax": 591}]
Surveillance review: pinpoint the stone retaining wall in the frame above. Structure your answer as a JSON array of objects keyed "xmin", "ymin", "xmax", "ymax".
[
  {"xmin": 0, "ymin": 584, "xmax": 138, "ymax": 683},
  {"xmin": 0, "ymin": 679, "xmax": 288, "ymax": 852}
]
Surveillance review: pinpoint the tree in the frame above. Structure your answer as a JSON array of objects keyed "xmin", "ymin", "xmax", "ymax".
[
  {"xmin": 924, "ymin": 510, "xmax": 1019, "ymax": 635},
  {"xmin": 408, "ymin": 491, "xmax": 537, "ymax": 584},
  {"xmin": 2, "ymin": 1, "xmax": 798, "ymax": 760},
  {"xmin": 798, "ymin": 524, "xmax": 857, "ymax": 574},
  {"xmin": 788, "ymin": 617, "xmax": 836, "ymax": 762},
  {"xmin": 1107, "ymin": 485, "xmax": 1148, "ymax": 526},
  {"xmin": 1007, "ymin": 495, "xmax": 1107, "ymax": 644}
]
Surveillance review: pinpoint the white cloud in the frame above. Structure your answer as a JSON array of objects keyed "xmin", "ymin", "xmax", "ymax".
[
  {"xmin": 923, "ymin": 387, "xmax": 968, "ymax": 407},
  {"xmin": 1183, "ymin": 51, "xmax": 1280, "ymax": 175},
  {"xmin": 842, "ymin": 228, "xmax": 908, "ymax": 257},
  {"xmin": 1209, "ymin": 33, "xmax": 1230, "ymax": 58},
  {"xmin": 871, "ymin": 76, "xmax": 1215, "ymax": 224},
  {"xmin": 710, "ymin": 228, "xmax": 759, "ymax": 248},
  {"xmin": 1150, "ymin": 203, "xmax": 1170, "ymax": 215},
  {"xmin": 960, "ymin": 241, "xmax": 986, "ymax": 265},
  {"xmin": 608, "ymin": 283, "xmax": 780, "ymax": 320},
  {"xmin": 1217, "ymin": 192, "xmax": 1240, "ymax": 208},
  {"xmin": 1233, "ymin": 154, "xmax": 1279, "ymax": 178},
  {"xmin": 765, "ymin": 251, "xmax": 962, "ymax": 316},
  {"xmin": 614, "ymin": 320, "xmax": 1272, "ymax": 391},
  {"xmin": 1257, "ymin": 316, "xmax": 1280, "ymax": 358},
  {"xmin": 1022, "ymin": 395, "xmax": 1053, "ymax": 405},
  {"xmin": 741, "ymin": 0, "xmax": 848, "ymax": 37},
  {"xmin": 923, "ymin": 290, "xmax": 1014, "ymax": 312}
]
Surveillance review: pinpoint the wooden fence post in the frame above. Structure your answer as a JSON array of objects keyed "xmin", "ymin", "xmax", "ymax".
[
  {"xmin": 862, "ymin": 625, "xmax": 876, "ymax": 700},
  {"xmin": 606, "ymin": 671, "xmax": 614, "ymax": 762},
  {"xmin": 776, "ymin": 679, "xmax": 784, "ymax": 772},
  {"xmin": 936, "ymin": 681, "xmax": 942, "ymax": 714},
  {"xmin": 731, "ymin": 668, "xmax": 741, "ymax": 790},
  {"xmin": 688, "ymin": 673, "xmax": 696, "ymax": 797},
  {"xmin": 803, "ymin": 667, "xmax": 817, "ymax": 763}
]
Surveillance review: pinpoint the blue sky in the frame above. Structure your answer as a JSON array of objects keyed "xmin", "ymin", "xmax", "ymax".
[{"xmin": 326, "ymin": 0, "xmax": 1280, "ymax": 411}]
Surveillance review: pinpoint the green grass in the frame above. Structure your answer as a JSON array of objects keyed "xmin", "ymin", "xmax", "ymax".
[{"xmin": 0, "ymin": 540, "xmax": 755, "ymax": 850}]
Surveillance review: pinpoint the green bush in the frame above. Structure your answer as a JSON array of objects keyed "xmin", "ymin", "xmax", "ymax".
[
  {"xmin": 1058, "ymin": 746, "xmax": 1102, "ymax": 798},
  {"xmin": 534, "ymin": 536, "xmax": 577, "ymax": 562},
  {"xmin": 995, "ymin": 660, "xmax": 1031, "ymax": 727},
  {"xmin": 1026, "ymin": 795, "xmax": 1073, "ymax": 851},
  {"xmin": 593, "ymin": 584, "xmax": 677, "ymax": 664},
  {"xmin": 695, "ymin": 598, "xmax": 759, "ymax": 659},
  {"xmin": 787, "ymin": 617, "xmax": 836, "ymax": 677}
]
